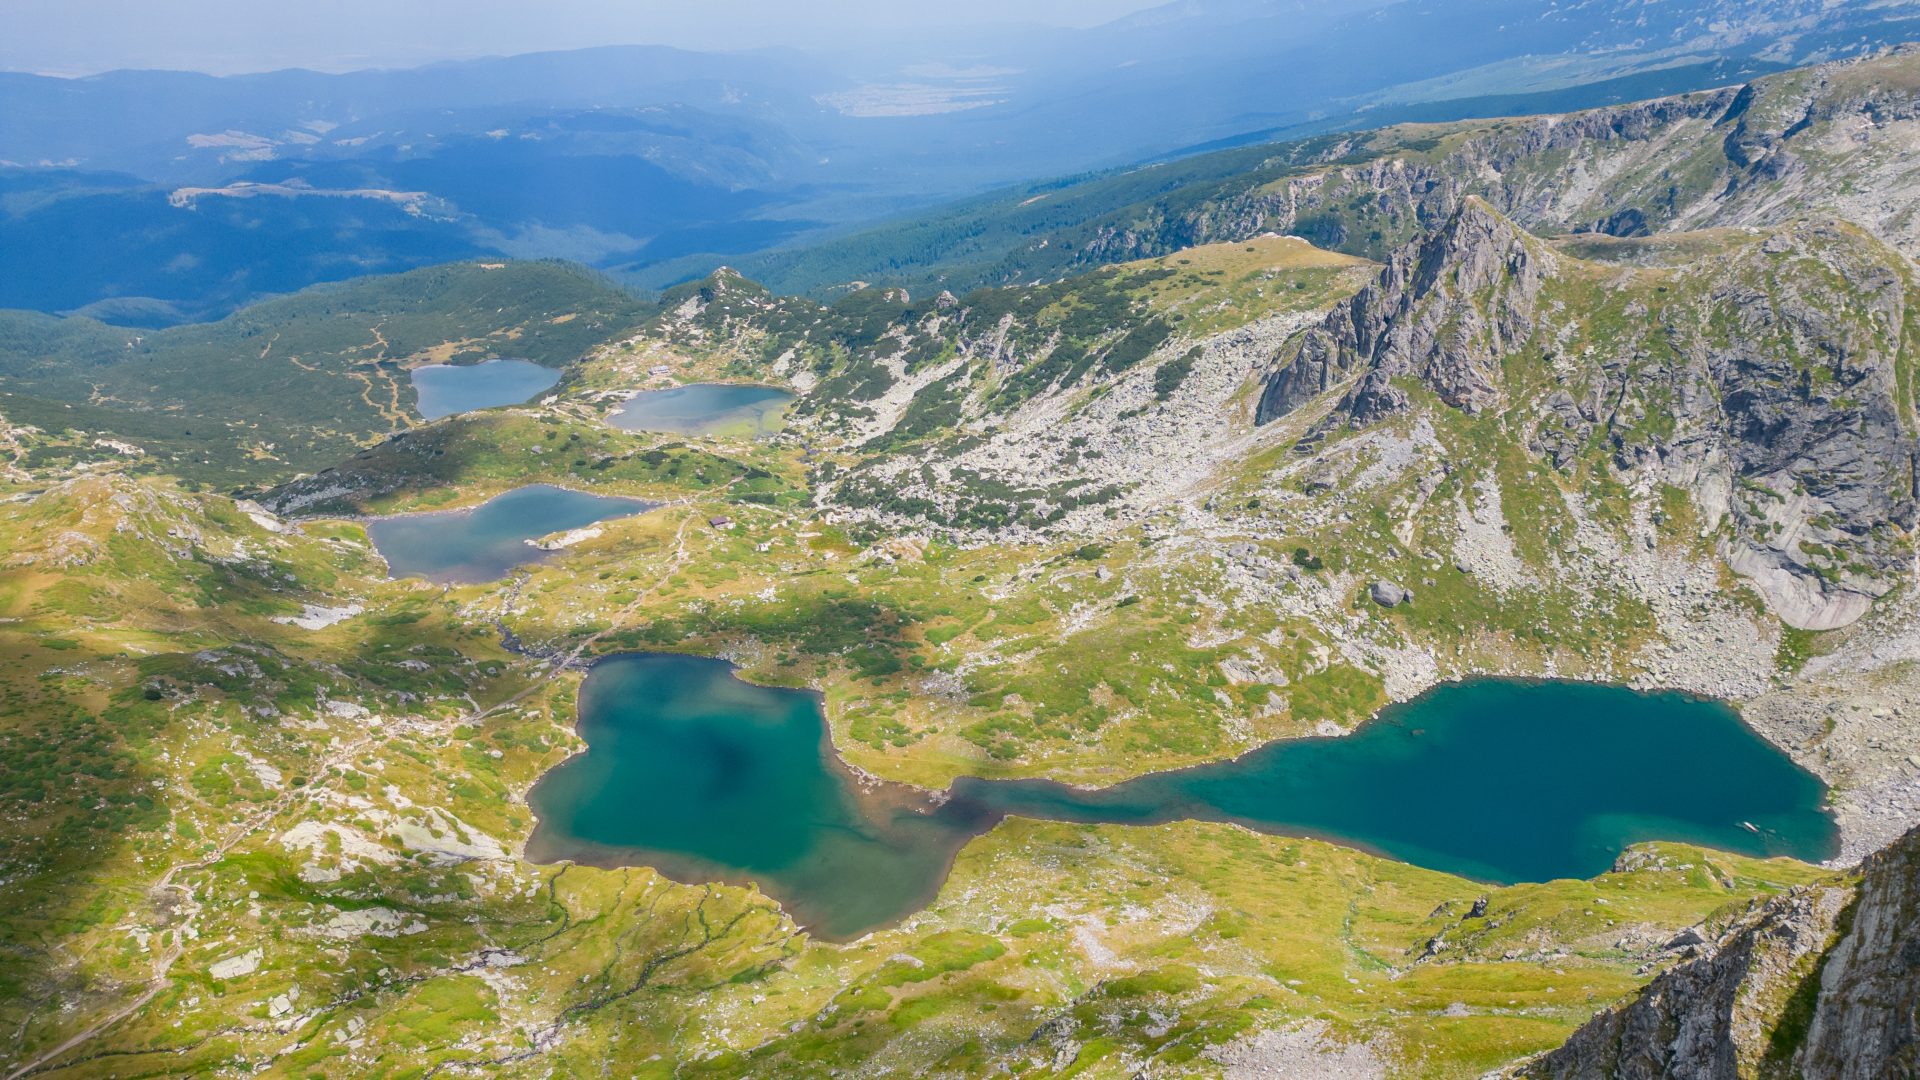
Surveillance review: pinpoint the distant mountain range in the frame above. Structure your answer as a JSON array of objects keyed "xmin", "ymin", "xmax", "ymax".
[{"xmin": 4, "ymin": 0, "xmax": 1919, "ymax": 324}]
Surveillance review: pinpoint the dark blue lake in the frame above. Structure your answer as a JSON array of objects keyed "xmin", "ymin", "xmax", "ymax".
[{"xmin": 526, "ymin": 656, "xmax": 1838, "ymax": 940}]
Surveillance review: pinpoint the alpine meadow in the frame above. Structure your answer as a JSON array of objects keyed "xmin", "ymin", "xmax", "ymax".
[{"xmin": 4, "ymin": 3, "xmax": 1920, "ymax": 1078}]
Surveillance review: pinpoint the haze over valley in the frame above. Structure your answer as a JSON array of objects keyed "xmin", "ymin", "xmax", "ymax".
[{"xmin": 8, "ymin": 0, "xmax": 1920, "ymax": 323}]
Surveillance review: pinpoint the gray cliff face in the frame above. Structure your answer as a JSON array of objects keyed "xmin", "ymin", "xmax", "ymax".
[
  {"xmin": 1692, "ymin": 225, "xmax": 1920, "ymax": 630},
  {"xmin": 1254, "ymin": 198, "xmax": 1546, "ymax": 425},
  {"xmin": 1254, "ymin": 199, "xmax": 1918, "ymax": 631},
  {"xmin": 1515, "ymin": 826, "xmax": 1920, "ymax": 1080},
  {"xmin": 1795, "ymin": 822, "xmax": 1920, "ymax": 1080}
]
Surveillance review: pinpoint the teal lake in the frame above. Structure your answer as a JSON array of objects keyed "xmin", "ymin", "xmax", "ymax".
[
  {"xmin": 608, "ymin": 383, "xmax": 794, "ymax": 436},
  {"xmin": 411, "ymin": 359, "xmax": 561, "ymax": 420},
  {"xmin": 525, "ymin": 655, "xmax": 1838, "ymax": 941},
  {"xmin": 366, "ymin": 484, "xmax": 655, "ymax": 583}
]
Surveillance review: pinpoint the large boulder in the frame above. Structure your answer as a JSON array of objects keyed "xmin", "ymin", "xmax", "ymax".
[{"xmin": 1369, "ymin": 580, "xmax": 1410, "ymax": 608}]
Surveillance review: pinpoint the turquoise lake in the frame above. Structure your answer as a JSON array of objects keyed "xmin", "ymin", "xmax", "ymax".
[
  {"xmin": 411, "ymin": 358, "xmax": 561, "ymax": 420},
  {"xmin": 607, "ymin": 383, "xmax": 794, "ymax": 436},
  {"xmin": 525, "ymin": 654, "xmax": 1839, "ymax": 941},
  {"xmin": 366, "ymin": 484, "xmax": 655, "ymax": 584}
]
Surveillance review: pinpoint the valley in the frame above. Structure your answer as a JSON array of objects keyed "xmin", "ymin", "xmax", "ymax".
[
  {"xmin": 0, "ymin": 43, "xmax": 1918, "ymax": 1080},
  {"xmin": 0, "ymin": 260, "xmax": 651, "ymax": 486}
]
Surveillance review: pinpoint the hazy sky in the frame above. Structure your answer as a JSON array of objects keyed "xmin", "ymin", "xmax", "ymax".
[{"xmin": 3, "ymin": 0, "xmax": 1170, "ymax": 76}]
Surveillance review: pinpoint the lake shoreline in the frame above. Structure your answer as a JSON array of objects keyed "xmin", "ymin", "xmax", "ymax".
[
  {"xmin": 606, "ymin": 382, "xmax": 795, "ymax": 437},
  {"xmin": 411, "ymin": 357, "xmax": 562, "ymax": 421},
  {"xmin": 523, "ymin": 651, "xmax": 1841, "ymax": 942},
  {"xmin": 366, "ymin": 483, "xmax": 658, "ymax": 584}
]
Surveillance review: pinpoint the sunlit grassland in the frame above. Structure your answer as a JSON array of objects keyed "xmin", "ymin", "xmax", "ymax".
[
  {"xmin": 1121, "ymin": 234, "xmax": 1376, "ymax": 337},
  {"xmin": 0, "ymin": 440, "xmax": 1850, "ymax": 1077},
  {"xmin": 6, "ymin": 200, "xmax": 1908, "ymax": 1075},
  {"xmin": 0, "ymin": 475, "xmax": 544, "ymax": 1061}
]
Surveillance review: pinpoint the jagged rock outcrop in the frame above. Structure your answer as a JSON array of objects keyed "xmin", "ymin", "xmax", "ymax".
[
  {"xmin": 1255, "ymin": 198, "xmax": 1547, "ymax": 425},
  {"xmin": 1512, "ymin": 825, "xmax": 1920, "ymax": 1080},
  {"xmin": 1795, "ymin": 824, "xmax": 1920, "ymax": 1078},
  {"xmin": 1255, "ymin": 199, "xmax": 1918, "ymax": 631}
]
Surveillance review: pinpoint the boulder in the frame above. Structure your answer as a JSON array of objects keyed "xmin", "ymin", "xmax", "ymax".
[{"xmin": 1370, "ymin": 580, "xmax": 1411, "ymax": 607}]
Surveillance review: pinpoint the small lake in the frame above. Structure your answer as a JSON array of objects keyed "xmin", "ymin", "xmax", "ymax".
[
  {"xmin": 411, "ymin": 359, "xmax": 561, "ymax": 420},
  {"xmin": 366, "ymin": 484, "xmax": 655, "ymax": 584},
  {"xmin": 607, "ymin": 383, "xmax": 793, "ymax": 436},
  {"xmin": 525, "ymin": 657, "xmax": 1838, "ymax": 941}
]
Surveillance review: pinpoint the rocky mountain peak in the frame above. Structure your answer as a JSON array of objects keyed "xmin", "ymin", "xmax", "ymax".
[{"xmin": 1255, "ymin": 196, "xmax": 1547, "ymax": 425}]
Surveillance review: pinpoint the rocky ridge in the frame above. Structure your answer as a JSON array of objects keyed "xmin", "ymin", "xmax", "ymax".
[
  {"xmin": 1254, "ymin": 199, "xmax": 1919, "ymax": 631},
  {"xmin": 1079, "ymin": 47, "xmax": 1920, "ymax": 276},
  {"xmin": 1512, "ymin": 824, "xmax": 1920, "ymax": 1080}
]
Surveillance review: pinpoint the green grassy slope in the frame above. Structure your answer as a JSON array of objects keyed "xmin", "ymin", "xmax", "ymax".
[{"xmin": 0, "ymin": 465, "xmax": 1837, "ymax": 1080}]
